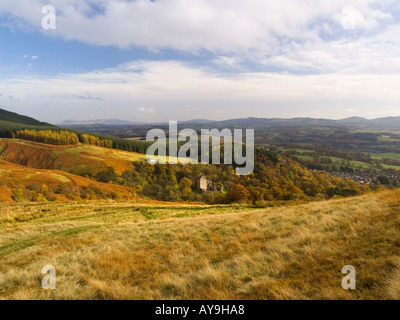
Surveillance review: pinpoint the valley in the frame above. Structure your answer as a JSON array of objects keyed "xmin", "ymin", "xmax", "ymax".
[{"xmin": 0, "ymin": 108, "xmax": 399, "ymax": 300}]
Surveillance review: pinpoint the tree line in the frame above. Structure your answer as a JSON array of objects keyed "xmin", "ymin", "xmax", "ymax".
[
  {"xmin": 13, "ymin": 129, "xmax": 80, "ymax": 145},
  {"xmin": 0, "ymin": 120, "xmax": 151, "ymax": 153}
]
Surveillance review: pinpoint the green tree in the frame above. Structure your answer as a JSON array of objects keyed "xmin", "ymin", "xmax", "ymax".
[{"xmin": 179, "ymin": 178, "xmax": 192, "ymax": 200}]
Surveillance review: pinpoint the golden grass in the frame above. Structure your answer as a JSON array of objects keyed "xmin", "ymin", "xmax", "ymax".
[
  {"xmin": 0, "ymin": 160, "xmax": 136, "ymax": 202},
  {"xmin": 0, "ymin": 189, "xmax": 400, "ymax": 300},
  {"xmin": 0, "ymin": 139, "xmax": 143, "ymax": 175}
]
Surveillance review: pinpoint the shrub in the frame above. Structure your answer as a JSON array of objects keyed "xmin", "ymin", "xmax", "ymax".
[
  {"xmin": 12, "ymin": 188, "xmax": 26, "ymax": 202},
  {"xmin": 111, "ymin": 191, "xmax": 122, "ymax": 200},
  {"xmin": 31, "ymin": 192, "xmax": 48, "ymax": 202}
]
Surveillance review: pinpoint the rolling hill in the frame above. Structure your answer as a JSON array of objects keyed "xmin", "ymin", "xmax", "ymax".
[
  {"xmin": 0, "ymin": 159, "xmax": 135, "ymax": 203},
  {"xmin": 0, "ymin": 109, "xmax": 151, "ymax": 204},
  {"xmin": 0, "ymin": 138, "xmax": 144, "ymax": 176},
  {"xmin": 0, "ymin": 108, "xmax": 52, "ymax": 126},
  {"xmin": 60, "ymin": 116, "xmax": 400, "ymax": 132}
]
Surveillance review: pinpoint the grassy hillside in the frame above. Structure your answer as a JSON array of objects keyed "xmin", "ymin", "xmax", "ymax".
[
  {"xmin": 0, "ymin": 108, "xmax": 151, "ymax": 154},
  {"xmin": 0, "ymin": 139, "xmax": 144, "ymax": 176},
  {"xmin": 0, "ymin": 160, "xmax": 135, "ymax": 202},
  {"xmin": 0, "ymin": 108, "xmax": 51, "ymax": 126},
  {"xmin": 0, "ymin": 189, "xmax": 399, "ymax": 299}
]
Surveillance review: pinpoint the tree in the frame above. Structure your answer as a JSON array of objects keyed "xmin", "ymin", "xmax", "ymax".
[
  {"xmin": 12, "ymin": 188, "xmax": 26, "ymax": 202},
  {"xmin": 95, "ymin": 167, "xmax": 117, "ymax": 183},
  {"xmin": 179, "ymin": 178, "xmax": 192, "ymax": 200},
  {"xmin": 226, "ymin": 184, "xmax": 250, "ymax": 204}
]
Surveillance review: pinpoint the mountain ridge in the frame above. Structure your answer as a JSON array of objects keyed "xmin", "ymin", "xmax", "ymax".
[
  {"xmin": 1, "ymin": 107, "xmax": 400, "ymax": 131},
  {"xmin": 57, "ymin": 115, "xmax": 400, "ymax": 128},
  {"xmin": 0, "ymin": 108, "xmax": 53, "ymax": 126}
]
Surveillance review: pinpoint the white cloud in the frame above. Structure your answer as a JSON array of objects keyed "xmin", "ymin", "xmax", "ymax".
[
  {"xmin": 138, "ymin": 107, "xmax": 155, "ymax": 114},
  {"xmin": 213, "ymin": 56, "xmax": 243, "ymax": 69},
  {"xmin": 0, "ymin": 0, "xmax": 396, "ymax": 53},
  {"xmin": 1, "ymin": 60, "xmax": 400, "ymax": 122},
  {"xmin": 337, "ymin": 5, "xmax": 392, "ymax": 30},
  {"xmin": 0, "ymin": 0, "xmax": 398, "ymax": 76},
  {"xmin": 257, "ymin": 29, "xmax": 400, "ymax": 74},
  {"xmin": 22, "ymin": 55, "xmax": 39, "ymax": 60},
  {"xmin": 1, "ymin": 1, "xmax": 400, "ymax": 121}
]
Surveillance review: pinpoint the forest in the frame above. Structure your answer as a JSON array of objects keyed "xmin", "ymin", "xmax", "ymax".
[
  {"xmin": 13, "ymin": 129, "xmax": 80, "ymax": 145},
  {"xmin": 92, "ymin": 148, "xmax": 375, "ymax": 204}
]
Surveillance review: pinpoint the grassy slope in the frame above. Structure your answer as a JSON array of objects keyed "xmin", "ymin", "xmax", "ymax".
[
  {"xmin": 0, "ymin": 189, "xmax": 400, "ymax": 300},
  {"xmin": 0, "ymin": 139, "xmax": 144, "ymax": 176},
  {"xmin": 0, "ymin": 108, "xmax": 51, "ymax": 126},
  {"xmin": 0, "ymin": 160, "xmax": 136, "ymax": 202}
]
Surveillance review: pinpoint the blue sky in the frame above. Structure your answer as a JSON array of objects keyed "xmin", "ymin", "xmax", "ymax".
[
  {"xmin": 1, "ymin": 0, "xmax": 400, "ymax": 123},
  {"xmin": 0, "ymin": 24, "xmax": 222, "ymax": 77}
]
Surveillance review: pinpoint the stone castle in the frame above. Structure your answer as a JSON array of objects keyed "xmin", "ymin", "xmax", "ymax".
[{"xmin": 197, "ymin": 175, "xmax": 223, "ymax": 192}]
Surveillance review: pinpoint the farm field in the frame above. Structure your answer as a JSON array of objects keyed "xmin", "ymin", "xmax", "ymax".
[
  {"xmin": 280, "ymin": 146, "xmax": 400, "ymax": 173},
  {"xmin": 1, "ymin": 189, "xmax": 400, "ymax": 300}
]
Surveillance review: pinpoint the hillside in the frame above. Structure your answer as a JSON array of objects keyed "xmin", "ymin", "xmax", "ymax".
[
  {"xmin": 0, "ymin": 189, "xmax": 399, "ymax": 299},
  {"xmin": 0, "ymin": 138, "xmax": 144, "ymax": 176},
  {"xmin": 0, "ymin": 159, "xmax": 135, "ymax": 202},
  {"xmin": 0, "ymin": 108, "xmax": 51, "ymax": 126},
  {"xmin": 0, "ymin": 138, "xmax": 373, "ymax": 205}
]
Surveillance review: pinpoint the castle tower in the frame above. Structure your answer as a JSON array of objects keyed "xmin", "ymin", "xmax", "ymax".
[{"xmin": 197, "ymin": 175, "xmax": 208, "ymax": 191}]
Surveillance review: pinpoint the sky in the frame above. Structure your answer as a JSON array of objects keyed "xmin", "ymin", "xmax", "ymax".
[{"xmin": 1, "ymin": 0, "xmax": 400, "ymax": 124}]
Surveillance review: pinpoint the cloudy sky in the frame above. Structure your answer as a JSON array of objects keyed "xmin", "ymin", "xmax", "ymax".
[{"xmin": 1, "ymin": 0, "xmax": 400, "ymax": 123}]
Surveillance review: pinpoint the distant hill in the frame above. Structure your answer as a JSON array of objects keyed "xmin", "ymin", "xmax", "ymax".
[
  {"xmin": 337, "ymin": 116, "xmax": 369, "ymax": 124},
  {"xmin": 0, "ymin": 108, "xmax": 52, "ymax": 126},
  {"xmin": 213, "ymin": 117, "xmax": 337, "ymax": 128},
  {"xmin": 3, "ymin": 107, "xmax": 399, "ymax": 136},
  {"xmin": 366, "ymin": 117, "xmax": 400, "ymax": 129},
  {"xmin": 59, "ymin": 119, "xmax": 143, "ymax": 125},
  {"xmin": 58, "ymin": 116, "xmax": 400, "ymax": 131},
  {"xmin": 172, "ymin": 116, "xmax": 400, "ymax": 131}
]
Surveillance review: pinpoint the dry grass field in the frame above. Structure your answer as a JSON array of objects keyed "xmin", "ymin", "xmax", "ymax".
[{"xmin": 1, "ymin": 189, "xmax": 400, "ymax": 300}]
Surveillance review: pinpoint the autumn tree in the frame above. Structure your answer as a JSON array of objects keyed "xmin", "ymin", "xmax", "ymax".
[
  {"xmin": 226, "ymin": 184, "xmax": 250, "ymax": 204},
  {"xmin": 13, "ymin": 129, "xmax": 79, "ymax": 145},
  {"xmin": 179, "ymin": 178, "xmax": 192, "ymax": 200}
]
